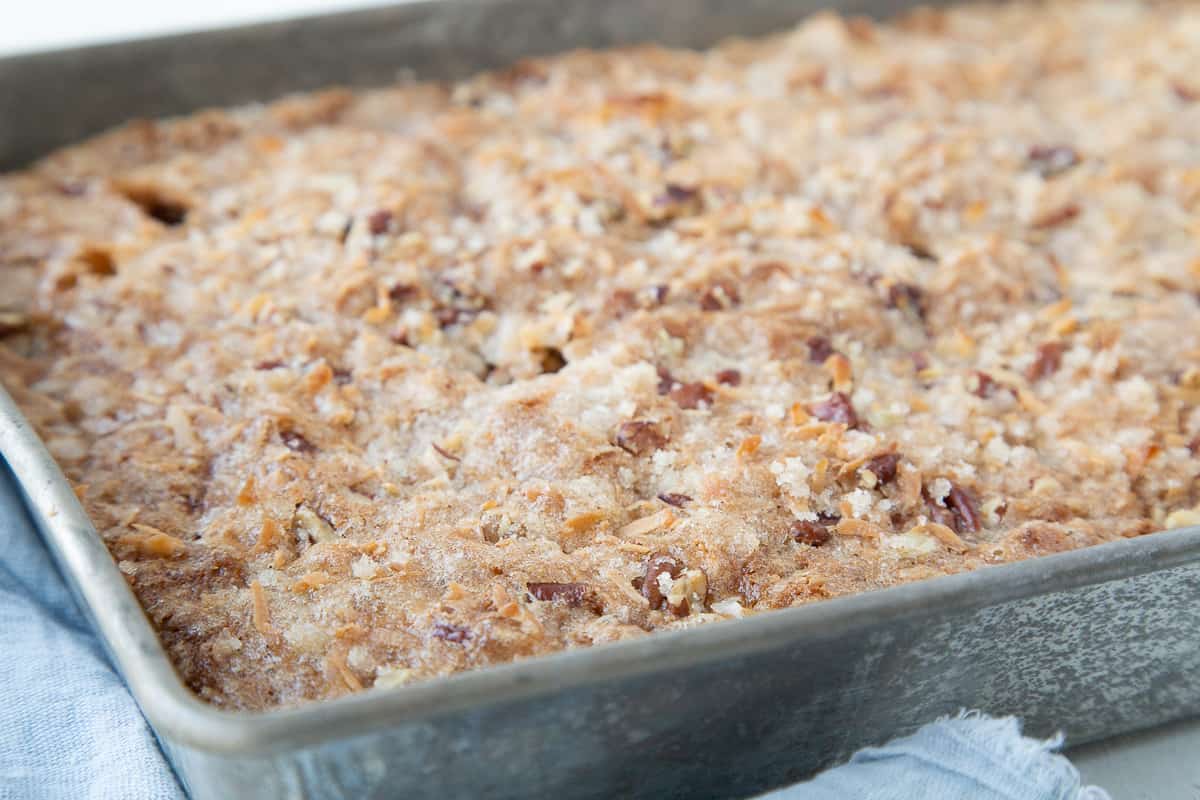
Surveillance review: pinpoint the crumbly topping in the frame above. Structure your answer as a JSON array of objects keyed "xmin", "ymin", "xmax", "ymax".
[{"xmin": 2, "ymin": 1, "xmax": 1199, "ymax": 709}]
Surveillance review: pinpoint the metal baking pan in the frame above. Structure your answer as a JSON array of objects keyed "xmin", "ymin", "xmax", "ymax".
[{"xmin": 3, "ymin": 2, "xmax": 1200, "ymax": 798}]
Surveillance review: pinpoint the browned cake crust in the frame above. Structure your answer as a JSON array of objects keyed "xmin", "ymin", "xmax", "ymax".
[{"xmin": 2, "ymin": 1, "xmax": 1200, "ymax": 709}]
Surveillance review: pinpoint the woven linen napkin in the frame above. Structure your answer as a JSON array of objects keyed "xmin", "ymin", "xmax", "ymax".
[
  {"xmin": 760, "ymin": 712, "xmax": 1110, "ymax": 800},
  {"xmin": 0, "ymin": 464, "xmax": 183, "ymax": 800}
]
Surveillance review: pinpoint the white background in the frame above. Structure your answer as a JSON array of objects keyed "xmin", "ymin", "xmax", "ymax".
[{"xmin": 0, "ymin": 0, "xmax": 399, "ymax": 56}]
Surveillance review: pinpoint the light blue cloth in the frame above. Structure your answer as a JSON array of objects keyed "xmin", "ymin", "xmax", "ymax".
[
  {"xmin": 0, "ymin": 466, "xmax": 183, "ymax": 800},
  {"xmin": 761, "ymin": 714, "xmax": 1111, "ymax": 800},
  {"xmin": 0, "ymin": 463, "xmax": 1109, "ymax": 800}
]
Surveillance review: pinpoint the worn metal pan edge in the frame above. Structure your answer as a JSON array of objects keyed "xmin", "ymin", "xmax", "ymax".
[
  {"xmin": 4, "ymin": 382, "xmax": 1198, "ymax": 755},
  {"xmin": 0, "ymin": 0, "xmax": 950, "ymax": 170}
]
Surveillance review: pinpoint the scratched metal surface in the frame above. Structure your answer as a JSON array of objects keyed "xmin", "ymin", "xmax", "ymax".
[{"xmin": 3, "ymin": 2, "xmax": 1200, "ymax": 798}]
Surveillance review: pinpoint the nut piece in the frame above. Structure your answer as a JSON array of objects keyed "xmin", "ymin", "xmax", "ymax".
[
  {"xmin": 1026, "ymin": 342, "xmax": 1065, "ymax": 381},
  {"xmin": 1028, "ymin": 144, "xmax": 1079, "ymax": 178},
  {"xmin": 526, "ymin": 582, "xmax": 589, "ymax": 607},
  {"xmin": 968, "ymin": 371, "xmax": 999, "ymax": 398},
  {"xmin": 614, "ymin": 420, "xmax": 667, "ymax": 456},
  {"xmin": 670, "ymin": 381, "xmax": 714, "ymax": 410},
  {"xmin": 367, "ymin": 209, "xmax": 393, "ymax": 235},
  {"xmin": 806, "ymin": 336, "xmax": 836, "ymax": 364},
  {"xmin": 662, "ymin": 567, "xmax": 709, "ymax": 616},
  {"xmin": 280, "ymin": 428, "xmax": 316, "ymax": 453},
  {"xmin": 699, "ymin": 280, "xmax": 740, "ymax": 311},
  {"xmin": 945, "ymin": 486, "xmax": 981, "ymax": 534},
  {"xmin": 923, "ymin": 483, "xmax": 981, "ymax": 534},
  {"xmin": 790, "ymin": 519, "xmax": 832, "ymax": 547},
  {"xmin": 886, "ymin": 282, "xmax": 925, "ymax": 319},
  {"xmin": 295, "ymin": 506, "xmax": 338, "ymax": 543},
  {"xmin": 715, "ymin": 369, "xmax": 742, "ymax": 386},
  {"xmin": 864, "ymin": 453, "xmax": 901, "ymax": 485},
  {"xmin": 641, "ymin": 554, "xmax": 683, "ymax": 610},
  {"xmin": 431, "ymin": 622, "xmax": 472, "ymax": 643},
  {"xmin": 808, "ymin": 392, "xmax": 860, "ymax": 428}
]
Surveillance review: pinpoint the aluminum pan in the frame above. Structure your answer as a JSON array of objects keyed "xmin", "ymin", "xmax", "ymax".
[{"xmin": 4, "ymin": 1, "xmax": 1200, "ymax": 796}]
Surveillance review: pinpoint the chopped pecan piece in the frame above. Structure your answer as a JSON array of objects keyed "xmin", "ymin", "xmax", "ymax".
[
  {"xmin": 657, "ymin": 493, "xmax": 693, "ymax": 508},
  {"xmin": 431, "ymin": 622, "xmax": 471, "ymax": 643},
  {"xmin": 807, "ymin": 336, "xmax": 836, "ymax": 364},
  {"xmin": 279, "ymin": 428, "xmax": 315, "ymax": 453},
  {"xmin": 670, "ymin": 381, "xmax": 714, "ymax": 410},
  {"xmin": 924, "ymin": 490, "xmax": 959, "ymax": 530},
  {"xmin": 969, "ymin": 370, "xmax": 998, "ymax": 398},
  {"xmin": 610, "ymin": 288, "xmax": 636, "ymax": 314},
  {"xmin": 527, "ymin": 582, "xmax": 589, "ymax": 607},
  {"xmin": 924, "ymin": 483, "xmax": 982, "ymax": 534},
  {"xmin": 1032, "ymin": 204, "xmax": 1080, "ymax": 229},
  {"xmin": 433, "ymin": 279, "xmax": 487, "ymax": 328},
  {"xmin": 886, "ymin": 282, "xmax": 925, "ymax": 319},
  {"xmin": 1173, "ymin": 82, "xmax": 1200, "ymax": 103},
  {"xmin": 715, "ymin": 369, "xmax": 742, "ymax": 386},
  {"xmin": 946, "ymin": 486, "xmax": 981, "ymax": 534},
  {"xmin": 1028, "ymin": 144, "xmax": 1079, "ymax": 178},
  {"xmin": 656, "ymin": 365, "xmax": 677, "ymax": 395},
  {"xmin": 663, "ymin": 568, "xmax": 709, "ymax": 616},
  {"xmin": 660, "ymin": 183, "xmax": 698, "ymax": 204},
  {"xmin": 641, "ymin": 554, "xmax": 683, "ymax": 610},
  {"xmin": 367, "ymin": 209, "xmax": 393, "ymax": 235},
  {"xmin": 56, "ymin": 180, "xmax": 87, "ymax": 196},
  {"xmin": 699, "ymin": 280, "xmax": 740, "ymax": 311},
  {"xmin": 864, "ymin": 453, "xmax": 901, "ymax": 485},
  {"xmin": 1026, "ymin": 342, "xmax": 1065, "ymax": 381},
  {"xmin": 790, "ymin": 520, "xmax": 832, "ymax": 547},
  {"xmin": 614, "ymin": 420, "xmax": 667, "ymax": 456},
  {"xmin": 808, "ymin": 392, "xmax": 859, "ymax": 428},
  {"xmin": 435, "ymin": 307, "xmax": 470, "ymax": 327},
  {"xmin": 388, "ymin": 282, "xmax": 418, "ymax": 303},
  {"xmin": 651, "ymin": 184, "xmax": 702, "ymax": 219}
]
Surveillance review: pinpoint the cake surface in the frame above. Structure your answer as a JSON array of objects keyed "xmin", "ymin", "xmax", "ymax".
[{"xmin": 3, "ymin": 1, "xmax": 1200, "ymax": 710}]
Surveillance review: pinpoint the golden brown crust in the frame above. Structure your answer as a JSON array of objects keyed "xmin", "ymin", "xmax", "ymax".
[{"xmin": 2, "ymin": 1, "xmax": 1199, "ymax": 709}]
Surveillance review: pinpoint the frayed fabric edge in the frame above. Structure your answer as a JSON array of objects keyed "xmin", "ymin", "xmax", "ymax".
[{"xmin": 939, "ymin": 710, "xmax": 1111, "ymax": 800}]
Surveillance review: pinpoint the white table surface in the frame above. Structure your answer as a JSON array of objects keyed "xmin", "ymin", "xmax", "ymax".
[{"xmin": 6, "ymin": 3, "xmax": 1199, "ymax": 797}]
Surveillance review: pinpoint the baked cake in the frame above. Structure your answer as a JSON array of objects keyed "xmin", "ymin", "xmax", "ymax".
[{"xmin": 2, "ymin": 1, "xmax": 1199, "ymax": 709}]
